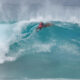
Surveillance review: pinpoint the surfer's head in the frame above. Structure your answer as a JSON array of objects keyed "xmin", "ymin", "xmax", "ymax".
[{"xmin": 40, "ymin": 22, "xmax": 43, "ymax": 25}]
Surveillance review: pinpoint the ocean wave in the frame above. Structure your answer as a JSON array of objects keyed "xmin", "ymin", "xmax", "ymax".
[{"xmin": 0, "ymin": 20, "xmax": 80, "ymax": 64}]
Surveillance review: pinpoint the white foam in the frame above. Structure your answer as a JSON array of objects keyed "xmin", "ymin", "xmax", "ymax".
[
  {"xmin": 59, "ymin": 42, "xmax": 80, "ymax": 55},
  {"xmin": 0, "ymin": 22, "xmax": 25, "ymax": 64},
  {"xmin": 0, "ymin": 0, "xmax": 80, "ymax": 24},
  {"xmin": 72, "ymin": 39, "xmax": 80, "ymax": 44},
  {"xmin": 33, "ymin": 43, "xmax": 52, "ymax": 53},
  {"xmin": 32, "ymin": 40, "xmax": 56, "ymax": 53},
  {"xmin": 0, "ymin": 24, "xmax": 13, "ymax": 63}
]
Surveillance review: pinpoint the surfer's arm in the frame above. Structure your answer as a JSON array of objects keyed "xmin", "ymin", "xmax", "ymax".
[
  {"xmin": 45, "ymin": 23, "xmax": 53, "ymax": 27},
  {"xmin": 36, "ymin": 27, "xmax": 42, "ymax": 31},
  {"xmin": 36, "ymin": 27, "xmax": 39, "ymax": 32}
]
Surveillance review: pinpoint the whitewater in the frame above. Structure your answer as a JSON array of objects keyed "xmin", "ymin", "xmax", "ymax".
[{"xmin": 0, "ymin": 0, "xmax": 80, "ymax": 80}]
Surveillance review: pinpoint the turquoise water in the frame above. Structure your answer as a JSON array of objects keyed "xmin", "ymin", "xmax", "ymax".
[{"xmin": 0, "ymin": 21, "xmax": 80, "ymax": 80}]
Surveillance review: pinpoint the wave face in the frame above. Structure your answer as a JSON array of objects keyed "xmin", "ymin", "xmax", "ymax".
[{"xmin": 0, "ymin": 20, "xmax": 80, "ymax": 79}]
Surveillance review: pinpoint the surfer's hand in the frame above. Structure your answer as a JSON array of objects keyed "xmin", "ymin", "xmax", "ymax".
[{"xmin": 36, "ymin": 28, "xmax": 39, "ymax": 32}]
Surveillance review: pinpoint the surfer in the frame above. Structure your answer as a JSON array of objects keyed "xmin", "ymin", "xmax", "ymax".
[{"xmin": 36, "ymin": 22, "xmax": 52, "ymax": 31}]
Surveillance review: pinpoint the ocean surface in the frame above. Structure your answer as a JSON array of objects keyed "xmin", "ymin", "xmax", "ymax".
[{"xmin": 0, "ymin": 20, "xmax": 80, "ymax": 80}]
